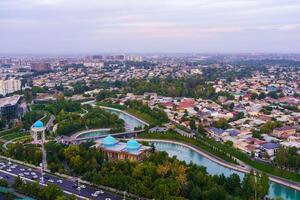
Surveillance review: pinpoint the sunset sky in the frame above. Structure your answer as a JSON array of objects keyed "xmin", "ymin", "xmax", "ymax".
[{"xmin": 1, "ymin": 0, "xmax": 300, "ymax": 54}]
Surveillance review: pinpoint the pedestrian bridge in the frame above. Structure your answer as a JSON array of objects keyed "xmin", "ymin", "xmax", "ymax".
[{"xmin": 70, "ymin": 129, "xmax": 145, "ymax": 143}]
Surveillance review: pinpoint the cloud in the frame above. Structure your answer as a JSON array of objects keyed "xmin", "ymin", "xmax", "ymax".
[{"xmin": 0, "ymin": 0, "xmax": 300, "ymax": 53}]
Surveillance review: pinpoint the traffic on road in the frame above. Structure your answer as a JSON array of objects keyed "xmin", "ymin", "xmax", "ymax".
[{"xmin": 0, "ymin": 160, "xmax": 123, "ymax": 200}]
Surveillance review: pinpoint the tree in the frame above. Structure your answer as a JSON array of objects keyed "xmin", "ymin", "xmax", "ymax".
[
  {"xmin": 257, "ymin": 172, "xmax": 269, "ymax": 200},
  {"xmin": 203, "ymin": 186, "xmax": 227, "ymax": 200},
  {"xmin": 0, "ymin": 179, "xmax": 8, "ymax": 187},
  {"xmin": 215, "ymin": 118, "xmax": 229, "ymax": 129},
  {"xmin": 24, "ymin": 90, "xmax": 33, "ymax": 104},
  {"xmin": 197, "ymin": 124, "xmax": 205, "ymax": 135},
  {"xmin": 189, "ymin": 119, "xmax": 196, "ymax": 130},
  {"xmin": 38, "ymin": 184, "xmax": 64, "ymax": 200},
  {"xmin": 258, "ymin": 92, "xmax": 266, "ymax": 99},
  {"xmin": 275, "ymin": 147, "xmax": 288, "ymax": 169}
]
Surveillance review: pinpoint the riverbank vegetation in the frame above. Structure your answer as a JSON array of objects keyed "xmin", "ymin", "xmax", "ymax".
[
  {"xmin": 43, "ymin": 141, "xmax": 269, "ymax": 200},
  {"xmin": 96, "ymin": 100, "xmax": 168, "ymax": 126},
  {"xmin": 139, "ymin": 131, "xmax": 300, "ymax": 183},
  {"xmin": 28, "ymin": 99, "xmax": 125, "ymax": 136}
]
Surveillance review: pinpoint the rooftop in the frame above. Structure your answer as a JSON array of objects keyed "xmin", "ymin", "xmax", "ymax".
[{"xmin": 0, "ymin": 95, "xmax": 21, "ymax": 107}]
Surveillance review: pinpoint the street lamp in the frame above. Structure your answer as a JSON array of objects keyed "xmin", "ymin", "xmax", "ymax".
[{"xmin": 123, "ymin": 191, "xmax": 126, "ymax": 200}]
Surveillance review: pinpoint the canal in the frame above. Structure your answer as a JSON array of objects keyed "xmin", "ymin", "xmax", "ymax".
[{"xmin": 151, "ymin": 141, "xmax": 300, "ymax": 200}]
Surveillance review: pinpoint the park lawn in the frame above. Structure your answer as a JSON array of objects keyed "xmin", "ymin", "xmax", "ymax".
[
  {"xmin": 1, "ymin": 132, "xmax": 27, "ymax": 141},
  {"xmin": 126, "ymin": 108, "xmax": 157, "ymax": 125}
]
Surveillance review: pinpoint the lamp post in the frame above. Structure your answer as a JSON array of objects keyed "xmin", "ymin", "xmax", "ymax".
[
  {"xmin": 123, "ymin": 191, "xmax": 126, "ymax": 200},
  {"xmin": 40, "ymin": 162, "xmax": 44, "ymax": 184}
]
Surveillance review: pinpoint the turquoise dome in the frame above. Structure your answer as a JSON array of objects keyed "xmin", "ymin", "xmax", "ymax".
[
  {"xmin": 103, "ymin": 135, "xmax": 117, "ymax": 147},
  {"xmin": 126, "ymin": 139, "xmax": 141, "ymax": 151},
  {"xmin": 33, "ymin": 120, "xmax": 44, "ymax": 128}
]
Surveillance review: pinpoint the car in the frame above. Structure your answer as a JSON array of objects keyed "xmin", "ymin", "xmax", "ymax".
[
  {"xmin": 48, "ymin": 179, "xmax": 54, "ymax": 183},
  {"xmin": 5, "ymin": 175, "xmax": 9, "ymax": 179},
  {"xmin": 18, "ymin": 173, "xmax": 24, "ymax": 177},
  {"xmin": 20, "ymin": 168, "xmax": 25, "ymax": 171},
  {"xmin": 91, "ymin": 192, "xmax": 99, "ymax": 197},
  {"xmin": 28, "ymin": 168, "xmax": 32, "ymax": 171},
  {"xmin": 57, "ymin": 179, "xmax": 63, "ymax": 184},
  {"xmin": 11, "ymin": 165, "xmax": 17, "ymax": 169},
  {"xmin": 72, "ymin": 184, "xmax": 78, "ymax": 188},
  {"xmin": 0, "ymin": 176, "xmax": 3, "ymax": 180},
  {"xmin": 24, "ymin": 172, "xmax": 30, "ymax": 175},
  {"xmin": 33, "ymin": 175, "xmax": 38, "ymax": 179},
  {"xmin": 31, "ymin": 172, "xmax": 36, "ymax": 175},
  {"xmin": 105, "ymin": 198, "xmax": 111, "ymax": 200},
  {"xmin": 6, "ymin": 168, "xmax": 12, "ymax": 172},
  {"xmin": 76, "ymin": 186, "xmax": 81, "ymax": 191},
  {"xmin": 91, "ymin": 190, "xmax": 104, "ymax": 197},
  {"xmin": 80, "ymin": 185, "xmax": 86, "ymax": 189}
]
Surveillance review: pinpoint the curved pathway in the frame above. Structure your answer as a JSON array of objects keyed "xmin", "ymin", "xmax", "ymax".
[{"xmin": 137, "ymin": 138, "xmax": 300, "ymax": 192}]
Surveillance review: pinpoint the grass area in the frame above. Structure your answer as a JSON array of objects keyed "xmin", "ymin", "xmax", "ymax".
[
  {"xmin": 96, "ymin": 101, "xmax": 155, "ymax": 125},
  {"xmin": 0, "ymin": 128, "xmax": 20, "ymax": 137},
  {"xmin": 174, "ymin": 123, "xmax": 192, "ymax": 133},
  {"xmin": 139, "ymin": 131, "xmax": 300, "ymax": 183},
  {"xmin": 126, "ymin": 108, "xmax": 157, "ymax": 125},
  {"xmin": 1, "ymin": 132, "xmax": 27, "ymax": 141},
  {"xmin": 96, "ymin": 102, "xmax": 126, "ymax": 110}
]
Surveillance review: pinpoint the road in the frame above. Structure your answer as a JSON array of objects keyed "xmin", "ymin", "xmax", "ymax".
[{"xmin": 0, "ymin": 160, "xmax": 123, "ymax": 200}]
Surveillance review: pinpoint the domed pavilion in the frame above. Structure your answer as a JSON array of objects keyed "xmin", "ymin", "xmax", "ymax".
[{"xmin": 97, "ymin": 135, "xmax": 151, "ymax": 161}]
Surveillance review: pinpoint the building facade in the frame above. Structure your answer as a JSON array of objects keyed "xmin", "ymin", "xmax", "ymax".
[
  {"xmin": 96, "ymin": 135, "xmax": 151, "ymax": 161},
  {"xmin": 0, "ymin": 79, "xmax": 21, "ymax": 96}
]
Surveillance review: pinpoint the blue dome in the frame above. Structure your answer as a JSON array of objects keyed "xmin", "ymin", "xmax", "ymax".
[
  {"xmin": 33, "ymin": 120, "xmax": 44, "ymax": 128},
  {"xmin": 103, "ymin": 135, "xmax": 117, "ymax": 147},
  {"xmin": 126, "ymin": 139, "xmax": 141, "ymax": 151}
]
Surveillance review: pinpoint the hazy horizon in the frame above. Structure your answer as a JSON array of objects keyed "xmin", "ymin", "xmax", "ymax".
[{"xmin": 1, "ymin": 0, "xmax": 300, "ymax": 54}]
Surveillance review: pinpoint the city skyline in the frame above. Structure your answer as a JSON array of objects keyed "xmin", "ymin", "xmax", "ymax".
[{"xmin": 1, "ymin": 0, "xmax": 300, "ymax": 54}]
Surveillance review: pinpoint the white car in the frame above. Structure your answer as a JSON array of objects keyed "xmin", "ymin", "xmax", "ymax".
[
  {"xmin": 11, "ymin": 164, "xmax": 17, "ymax": 169},
  {"xmin": 57, "ymin": 179, "xmax": 63, "ymax": 184},
  {"xmin": 31, "ymin": 172, "xmax": 36, "ymax": 175},
  {"xmin": 0, "ymin": 176, "xmax": 3, "ymax": 180},
  {"xmin": 91, "ymin": 192, "xmax": 98, "ymax": 197},
  {"xmin": 80, "ymin": 185, "xmax": 86, "ymax": 189},
  {"xmin": 24, "ymin": 172, "xmax": 30, "ymax": 175},
  {"xmin": 33, "ymin": 175, "xmax": 38, "ymax": 179},
  {"xmin": 18, "ymin": 173, "xmax": 24, "ymax": 177},
  {"xmin": 28, "ymin": 168, "xmax": 32, "ymax": 171},
  {"xmin": 105, "ymin": 198, "xmax": 111, "ymax": 200},
  {"xmin": 91, "ymin": 190, "xmax": 103, "ymax": 197},
  {"xmin": 20, "ymin": 168, "xmax": 25, "ymax": 171},
  {"xmin": 48, "ymin": 179, "xmax": 54, "ymax": 183}
]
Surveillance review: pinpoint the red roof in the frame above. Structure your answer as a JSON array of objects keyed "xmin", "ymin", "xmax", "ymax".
[{"xmin": 178, "ymin": 99, "xmax": 195, "ymax": 109}]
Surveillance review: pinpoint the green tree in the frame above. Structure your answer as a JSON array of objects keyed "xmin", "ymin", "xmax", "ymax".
[
  {"xmin": 189, "ymin": 119, "xmax": 196, "ymax": 130},
  {"xmin": 38, "ymin": 184, "xmax": 64, "ymax": 200}
]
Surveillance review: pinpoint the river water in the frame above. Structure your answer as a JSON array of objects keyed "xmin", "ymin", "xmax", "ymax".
[{"xmin": 151, "ymin": 141, "xmax": 300, "ymax": 200}]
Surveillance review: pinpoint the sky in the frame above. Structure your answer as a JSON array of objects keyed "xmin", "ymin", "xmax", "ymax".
[{"xmin": 1, "ymin": 0, "xmax": 300, "ymax": 54}]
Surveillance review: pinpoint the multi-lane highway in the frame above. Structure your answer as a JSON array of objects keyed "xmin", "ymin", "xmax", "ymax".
[{"xmin": 0, "ymin": 160, "xmax": 123, "ymax": 200}]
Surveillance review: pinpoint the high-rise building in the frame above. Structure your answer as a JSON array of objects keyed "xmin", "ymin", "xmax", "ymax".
[
  {"xmin": 0, "ymin": 79, "xmax": 21, "ymax": 96},
  {"xmin": 30, "ymin": 62, "xmax": 52, "ymax": 72}
]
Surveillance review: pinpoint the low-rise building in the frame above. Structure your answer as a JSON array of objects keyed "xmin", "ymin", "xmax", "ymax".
[{"xmin": 96, "ymin": 135, "xmax": 151, "ymax": 161}]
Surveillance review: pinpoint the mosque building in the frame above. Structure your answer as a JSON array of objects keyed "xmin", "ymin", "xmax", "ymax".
[{"xmin": 96, "ymin": 135, "xmax": 151, "ymax": 161}]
